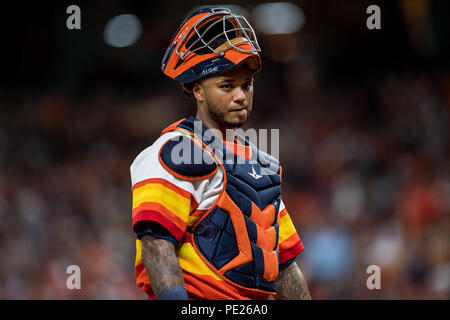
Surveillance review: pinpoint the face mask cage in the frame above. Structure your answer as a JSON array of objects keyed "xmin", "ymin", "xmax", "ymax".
[{"xmin": 175, "ymin": 8, "xmax": 261, "ymax": 62}]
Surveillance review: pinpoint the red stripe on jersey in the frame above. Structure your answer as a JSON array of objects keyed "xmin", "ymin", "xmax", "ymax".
[
  {"xmin": 132, "ymin": 210, "xmax": 185, "ymax": 241},
  {"xmin": 279, "ymin": 239, "xmax": 304, "ymax": 264}
]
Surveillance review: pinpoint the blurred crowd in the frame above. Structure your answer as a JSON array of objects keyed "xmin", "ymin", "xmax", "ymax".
[
  {"xmin": 277, "ymin": 68, "xmax": 449, "ymax": 299},
  {"xmin": 0, "ymin": 1, "xmax": 448, "ymax": 299}
]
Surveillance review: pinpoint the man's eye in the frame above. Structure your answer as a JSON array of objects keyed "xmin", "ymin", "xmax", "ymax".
[
  {"xmin": 243, "ymin": 83, "xmax": 252, "ymax": 90},
  {"xmin": 220, "ymin": 84, "xmax": 232, "ymax": 89}
]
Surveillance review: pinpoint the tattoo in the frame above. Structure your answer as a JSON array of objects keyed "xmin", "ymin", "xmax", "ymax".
[
  {"xmin": 275, "ymin": 261, "xmax": 311, "ymax": 300},
  {"xmin": 141, "ymin": 234, "xmax": 185, "ymax": 296}
]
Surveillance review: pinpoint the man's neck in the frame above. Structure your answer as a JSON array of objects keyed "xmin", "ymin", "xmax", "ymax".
[{"xmin": 195, "ymin": 111, "xmax": 236, "ymax": 142}]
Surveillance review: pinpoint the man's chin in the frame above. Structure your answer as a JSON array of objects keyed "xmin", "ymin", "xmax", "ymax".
[
  {"xmin": 224, "ymin": 119, "xmax": 246, "ymax": 128},
  {"xmin": 224, "ymin": 113, "xmax": 250, "ymax": 128}
]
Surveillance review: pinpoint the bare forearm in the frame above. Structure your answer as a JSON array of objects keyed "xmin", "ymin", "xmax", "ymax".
[
  {"xmin": 141, "ymin": 234, "xmax": 185, "ymax": 296},
  {"xmin": 275, "ymin": 261, "xmax": 311, "ymax": 300}
]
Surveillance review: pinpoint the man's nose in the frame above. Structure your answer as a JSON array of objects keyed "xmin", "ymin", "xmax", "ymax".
[{"xmin": 233, "ymin": 87, "xmax": 246, "ymax": 104}]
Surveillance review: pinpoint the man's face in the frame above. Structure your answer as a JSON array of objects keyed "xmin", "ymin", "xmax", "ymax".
[{"xmin": 194, "ymin": 64, "xmax": 254, "ymax": 129}]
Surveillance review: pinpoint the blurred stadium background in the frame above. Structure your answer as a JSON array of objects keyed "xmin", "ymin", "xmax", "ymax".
[{"xmin": 0, "ymin": 0, "xmax": 448, "ymax": 299}]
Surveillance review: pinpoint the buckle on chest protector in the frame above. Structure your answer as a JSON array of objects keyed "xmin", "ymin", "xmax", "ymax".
[{"xmin": 187, "ymin": 221, "xmax": 218, "ymax": 239}]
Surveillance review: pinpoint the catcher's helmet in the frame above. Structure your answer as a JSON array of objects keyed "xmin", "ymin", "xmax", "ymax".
[{"xmin": 161, "ymin": 7, "xmax": 262, "ymax": 93}]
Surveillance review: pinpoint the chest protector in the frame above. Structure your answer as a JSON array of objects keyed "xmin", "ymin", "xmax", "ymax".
[{"xmin": 160, "ymin": 117, "xmax": 282, "ymax": 294}]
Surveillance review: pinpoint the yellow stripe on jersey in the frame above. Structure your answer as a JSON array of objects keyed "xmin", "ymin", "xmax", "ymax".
[
  {"xmin": 132, "ymin": 183, "xmax": 191, "ymax": 219},
  {"xmin": 279, "ymin": 212, "xmax": 297, "ymax": 243},
  {"xmin": 178, "ymin": 242, "xmax": 223, "ymax": 281},
  {"xmin": 135, "ymin": 239, "xmax": 142, "ymax": 267},
  {"xmin": 187, "ymin": 215, "xmax": 202, "ymax": 226}
]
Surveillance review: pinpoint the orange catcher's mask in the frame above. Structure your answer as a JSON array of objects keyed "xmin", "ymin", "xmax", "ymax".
[{"xmin": 161, "ymin": 7, "xmax": 262, "ymax": 93}]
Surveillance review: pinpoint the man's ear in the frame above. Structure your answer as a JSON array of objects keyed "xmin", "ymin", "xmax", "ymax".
[{"xmin": 192, "ymin": 82, "xmax": 204, "ymax": 102}]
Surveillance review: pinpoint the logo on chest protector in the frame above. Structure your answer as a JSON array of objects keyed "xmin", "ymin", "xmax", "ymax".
[{"xmin": 248, "ymin": 166, "xmax": 263, "ymax": 180}]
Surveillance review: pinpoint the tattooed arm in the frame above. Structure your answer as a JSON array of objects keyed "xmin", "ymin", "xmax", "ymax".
[
  {"xmin": 275, "ymin": 261, "xmax": 311, "ymax": 300},
  {"xmin": 141, "ymin": 234, "xmax": 186, "ymax": 298}
]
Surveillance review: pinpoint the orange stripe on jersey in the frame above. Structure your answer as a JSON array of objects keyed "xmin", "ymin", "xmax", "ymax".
[
  {"xmin": 133, "ymin": 182, "xmax": 192, "ymax": 215},
  {"xmin": 131, "ymin": 178, "xmax": 198, "ymax": 239},
  {"xmin": 279, "ymin": 231, "xmax": 301, "ymax": 251},
  {"xmin": 279, "ymin": 206, "xmax": 289, "ymax": 218},
  {"xmin": 277, "ymin": 207, "xmax": 304, "ymax": 263},
  {"xmin": 279, "ymin": 239, "xmax": 304, "ymax": 263},
  {"xmin": 132, "ymin": 202, "xmax": 187, "ymax": 233},
  {"xmin": 132, "ymin": 177, "xmax": 199, "ymax": 209}
]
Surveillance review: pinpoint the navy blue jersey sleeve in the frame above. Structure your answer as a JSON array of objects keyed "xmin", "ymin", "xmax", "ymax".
[
  {"xmin": 135, "ymin": 221, "xmax": 179, "ymax": 247},
  {"xmin": 279, "ymin": 257, "xmax": 296, "ymax": 270}
]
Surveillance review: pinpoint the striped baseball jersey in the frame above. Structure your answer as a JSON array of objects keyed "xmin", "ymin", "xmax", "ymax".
[{"xmin": 130, "ymin": 119, "xmax": 304, "ymax": 300}]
